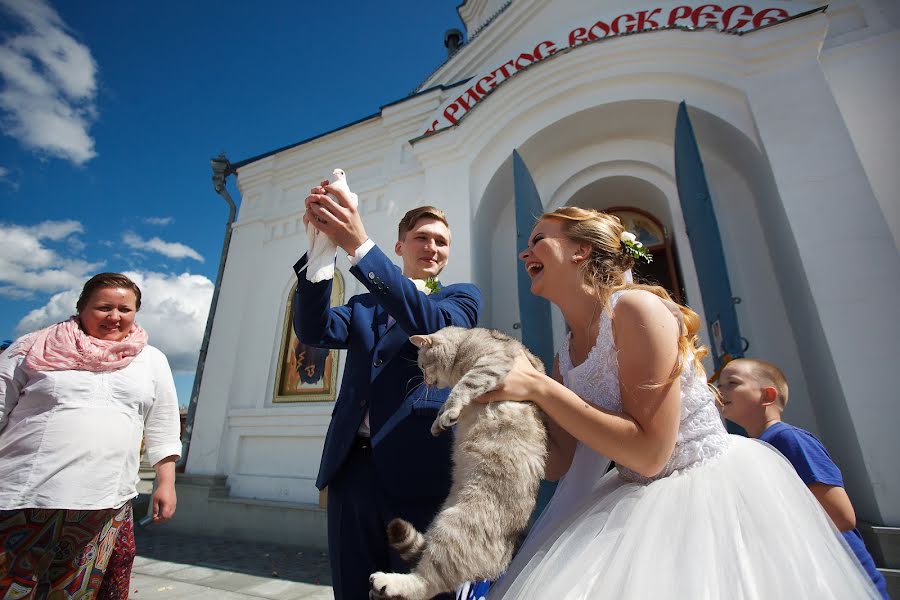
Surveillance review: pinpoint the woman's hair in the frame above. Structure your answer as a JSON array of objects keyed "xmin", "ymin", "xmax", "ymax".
[
  {"xmin": 76, "ymin": 272, "xmax": 142, "ymax": 313},
  {"xmin": 541, "ymin": 206, "xmax": 709, "ymax": 386}
]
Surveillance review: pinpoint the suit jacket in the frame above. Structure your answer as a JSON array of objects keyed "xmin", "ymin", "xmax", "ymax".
[{"xmin": 293, "ymin": 245, "xmax": 482, "ymax": 498}]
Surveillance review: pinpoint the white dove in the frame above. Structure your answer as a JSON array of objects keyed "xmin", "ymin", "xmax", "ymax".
[{"xmin": 304, "ymin": 168, "xmax": 359, "ymax": 283}]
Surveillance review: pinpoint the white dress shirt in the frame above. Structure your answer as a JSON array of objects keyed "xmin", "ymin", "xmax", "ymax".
[
  {"xmin": 347, "ymin": 238, "xmax": 374, "ymax": 266},
  {"xmin": 0, "ymin": 343, "xmax": 182, "ymax": 510},
  {"xmin": 346, "ymin": 239, "xmax": 434, "ymax": 437}
]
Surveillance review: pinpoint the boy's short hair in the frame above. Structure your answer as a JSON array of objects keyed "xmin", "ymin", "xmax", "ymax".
[
  {"xmin": 397, "ymin": 206, "xmax": 449, "ymax": 241},
  {"xmin": 735, "ymin": 358, "xmax": 789, "ymax": 410}
]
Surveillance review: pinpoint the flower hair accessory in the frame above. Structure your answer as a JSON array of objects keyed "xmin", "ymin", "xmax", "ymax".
[{"xmin": 620, "ymin": 231, "xmax": 653, "ymax": 264}]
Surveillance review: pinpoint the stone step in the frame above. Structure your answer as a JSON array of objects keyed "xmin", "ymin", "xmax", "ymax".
[
  {"xmin": 167, "ymin": 475, "xmax": 327, "ymax": 550},
  {"xmin": 861, "ymin": 524, "xmax": 900, "ymax": 570},
  {"xmin": 878, "ymin": 567, "xmax": 899, "ymax": 600}
]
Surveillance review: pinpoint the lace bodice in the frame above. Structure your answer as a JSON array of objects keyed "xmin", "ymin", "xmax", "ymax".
[{"xmin": 558, "ymin": 291, "xmax": 730, "ymax": 484}]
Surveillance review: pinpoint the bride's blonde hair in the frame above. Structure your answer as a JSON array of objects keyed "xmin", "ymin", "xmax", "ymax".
[{"xmin": 542, "ymin": 206, "xmax": 709, "ymax": 386}]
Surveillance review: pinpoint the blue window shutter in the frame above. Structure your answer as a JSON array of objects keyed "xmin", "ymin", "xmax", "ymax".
[
  {"xmin": 674, "ymin": 102, "xmax": 745, "ymax": 371},
  {"xmin": 513, "ymin": 150, "xmax": 555, "ymax": 374},
  {"xmin": 513, "ymin": 150, "xmax": 559, "ymax": 521}
]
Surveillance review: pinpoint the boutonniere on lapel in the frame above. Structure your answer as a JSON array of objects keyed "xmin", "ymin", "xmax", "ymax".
[
  {"xmin": 425, "ymin": 277, "xmax": 441, "ymax": 295},
  {"xmin": 410, "ymin": 278, "xmax": 441, "ymax": 295}
]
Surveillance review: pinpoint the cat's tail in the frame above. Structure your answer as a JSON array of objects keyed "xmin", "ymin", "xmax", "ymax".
[{"xmin": 387, "ymin": 518, "xmax": 426, "ymax": 565}]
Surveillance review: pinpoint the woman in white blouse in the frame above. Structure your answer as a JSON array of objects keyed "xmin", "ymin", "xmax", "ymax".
[{"xmin": 0, "ymin": 272, "xmax": 182, "ymax": 599}]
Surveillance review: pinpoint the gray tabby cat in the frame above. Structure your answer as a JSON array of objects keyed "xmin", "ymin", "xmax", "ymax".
[{"xmin": 369, "ymin": 326, "xmax": 548, "ymax": 600}]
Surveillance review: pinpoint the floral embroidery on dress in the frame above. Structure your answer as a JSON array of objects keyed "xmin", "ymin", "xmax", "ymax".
[{"xmin": 558, "ymin": 291, "xmax": 730, "ymax": 484}]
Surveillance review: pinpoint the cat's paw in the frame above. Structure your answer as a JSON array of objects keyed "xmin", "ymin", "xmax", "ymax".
[
  {"xmin": 369, "ymin": 572, "xmax": 407, "ymax": 599},
  {"xmin": 434, "ymin": 405, "xmax": 461, "ymax": 433}
]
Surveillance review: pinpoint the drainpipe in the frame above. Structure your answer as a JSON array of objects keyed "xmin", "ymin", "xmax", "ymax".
[{"xmin": 177, "ymin": 153, "xmax": 237, "ymax": 472}]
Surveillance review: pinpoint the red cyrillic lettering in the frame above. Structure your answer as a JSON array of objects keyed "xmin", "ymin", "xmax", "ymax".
[
  {"xmin": 611, "ymin": 13, "xmax": 637, "ymax": 34},
  {"xmin": 514, "ymin": 52, "xmax": 535, "ymax": 71},
  {"xmin": 692, "ymin": 4, "xmax": 723, "ymax": 28},
  {"xmin": 668, "ymin": 5, "xmax": 693, "ymax": 26},
  {"xmin": 423, "ymin": 120, "xmax": 439, "ymax": 135},
  {"xmin": 635, "ymin": 8, "xmax": 662, "ymax": 31},
  {"xmin": 721, "ymin": 5, "xmax": 753, "ymax": 31},
  {"xmin": 492, "ymin": 59, "xmax": 516, "ymax": 80},
  {"xmin": 455, "ymin": 87, "xmax": 481, "ymax": 112},
  {"xmin": 752, "ymin": 7, "xmax": 789, "ymax": 29},
  {"xmin": 568, "ymin": 27, "xmax": 589, "ymax": 46},
  {"xmin": 533, "ymin": 40, "xmax": 557, "ymax": 61},
  {"xmin": 474, "ymin": 74, "xmax": 497, "ymax": 96},
  {"xmin": 588, "ymin": 19, "xmax": 611, "ymax": 40},
  {"xmin": 443, "ymin": 102, "xmax": 462, "ymax": 125}
]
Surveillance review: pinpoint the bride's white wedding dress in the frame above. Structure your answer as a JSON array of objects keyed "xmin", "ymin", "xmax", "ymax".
[{"xmin": 489, "ymin": 291, "xmax": 880, "ymax": 599}]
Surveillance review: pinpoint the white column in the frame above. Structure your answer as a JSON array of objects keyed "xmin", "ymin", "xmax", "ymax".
[
  {"xmin": 412, "ymin": 136, "xmax": 475, "ymax": 287},
  {"xmin": 744, "ymin": 15, "xmax": 900, "ymax": 524},
  {"xmin": 185, "ymin": 219, "xmax": 266, "ymax": 475}
]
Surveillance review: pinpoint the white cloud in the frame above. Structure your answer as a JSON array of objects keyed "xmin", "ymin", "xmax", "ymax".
[
  {"xmin": 29, "ymin": 219, "xmax": 83, "ymax": 240},
  {"xmin": 123, "ymin": 232, "xmax": 204, "ymax": 262},
  {"xmin": 15, "ymin": 270, "xmax": 214, "ymax": 373},
  {"xmin": 14, "ymin": 287, "xmax": 78, "ymax": 330},
  {"xmin": 0, "ymin": 220, "xmax": 99, "ymax": 297},
  {"xmin": 0, "ymin": 284, "xmax": 34, "ymax": 299},
  {"xmin": 0, "ymin": 165, "xmax": 18, "ymax": 190},
  {"xmin": 0, "ymin": 0, "xmax": 98, "ymax": 164},
  {"xmin": 143, "ymin": 216, "xmax": 174, "ymax": 226}
]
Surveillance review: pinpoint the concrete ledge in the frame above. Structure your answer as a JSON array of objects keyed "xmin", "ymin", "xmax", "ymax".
[
  {"xmin": 859, "ymin": 522, "xmax": 900, "ymax": 570},
  {"xmin": 166, "ymin": 475, "xmax": 328, "ymax": 550},
  {"xmin": 878, "ymin": 568, "xmax": 899, "ymax": 600}
]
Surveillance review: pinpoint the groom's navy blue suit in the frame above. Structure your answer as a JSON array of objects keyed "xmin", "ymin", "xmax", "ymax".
[{"xmin": 294, "ymin": 245, "xmax": 481, "ymax": 599}]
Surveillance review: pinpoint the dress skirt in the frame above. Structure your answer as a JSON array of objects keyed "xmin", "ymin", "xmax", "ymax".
[
  {"xmin": 489, "ymin": 436, "xmax": 881, "ymax": 599},
  {"xmin": 0, "ymin": 502, "xmax": 133, "ymax": 599}
]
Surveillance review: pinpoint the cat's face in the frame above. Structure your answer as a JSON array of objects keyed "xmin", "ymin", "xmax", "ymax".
[{"xmin": 410, "ymin": 329, "xmax": 460, "ymax": 388}]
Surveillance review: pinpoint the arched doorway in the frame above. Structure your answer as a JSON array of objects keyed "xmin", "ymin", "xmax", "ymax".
[
  {"xmin": 608, "ymin": 207, "xmax": 684, "ymax": 304},
  {"xmin": 468, "ymin": 97, "xmax": 819, "ymax": 450},
  {"xmin": 561, "ymin": 174, "xmax": 686, "ymax": 304}
]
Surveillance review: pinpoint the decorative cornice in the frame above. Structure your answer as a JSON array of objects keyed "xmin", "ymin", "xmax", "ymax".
[
  {"xmin": 413, "ymin": 0, "xmax": 514, "ymax": 94},
  {"xmin": 411, "ymin": 7, "xmax": 827, "ymax": 144}
]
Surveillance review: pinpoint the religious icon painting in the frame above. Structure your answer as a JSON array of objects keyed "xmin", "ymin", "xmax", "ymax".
[{"xmin": 274, "ymin": 271, "xmax": 344, "ymax": 402}]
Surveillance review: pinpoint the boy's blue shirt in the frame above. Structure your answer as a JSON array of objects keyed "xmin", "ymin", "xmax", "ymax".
[
  {"xmin": 759, "ymin": 422, "xmax": 843, "ymax": 487},
  {"xmin": 760, "ymin": 421, "xmax": 888, "ymax": 599}
]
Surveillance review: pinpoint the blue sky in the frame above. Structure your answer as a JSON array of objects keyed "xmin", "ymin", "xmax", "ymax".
[{"xmin": 0, "ymin": 0, "xmax": 465, "ymax": 405}]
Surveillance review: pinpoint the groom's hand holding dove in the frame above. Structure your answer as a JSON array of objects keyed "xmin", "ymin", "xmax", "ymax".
[{"xmin": 304, "ymin": 168, "xmax": 366, "ymax": 282}]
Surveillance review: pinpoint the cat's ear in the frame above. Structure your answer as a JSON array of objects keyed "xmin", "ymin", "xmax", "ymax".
[{"xmin": 409, "ymin": 335, "xmax": 432, "ymax": 348}]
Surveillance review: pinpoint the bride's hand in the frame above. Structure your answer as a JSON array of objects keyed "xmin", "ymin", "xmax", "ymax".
[{"xmin": 476, "ymin": 352, "xmax": 545, "ymax": 404}]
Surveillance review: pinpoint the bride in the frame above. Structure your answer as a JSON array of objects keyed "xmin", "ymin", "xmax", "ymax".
[{"xmin": 479, "ymin": 207, "xmax": 879, "ymax": 598}]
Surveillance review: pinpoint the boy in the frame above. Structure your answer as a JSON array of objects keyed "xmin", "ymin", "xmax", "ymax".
[{"xmin": 719, "ymin": 358, "xmax": 889, "ymax": 599}]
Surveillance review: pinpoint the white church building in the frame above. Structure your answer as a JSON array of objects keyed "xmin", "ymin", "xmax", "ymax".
[{"xmin": 171, "ymin": 0, "xmax": 899, "ymax": 582}]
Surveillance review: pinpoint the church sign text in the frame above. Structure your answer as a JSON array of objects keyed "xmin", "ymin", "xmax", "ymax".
[{"xmin": 421, "ymin": 1, "xmax": 821, "ymax": 136}]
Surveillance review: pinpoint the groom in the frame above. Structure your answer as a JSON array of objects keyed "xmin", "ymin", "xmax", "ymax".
[{"xmin": 294, "ymin": 180, "xmax": 481, "ymax": 599}]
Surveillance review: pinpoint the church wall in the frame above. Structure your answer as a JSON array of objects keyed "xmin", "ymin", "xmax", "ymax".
[
  {"xmin": 177, "ymin": 1, "xmax": 900, "ymax": 545},
  {"xmin": 821, "ymin": 32, "xmax": 900, "ymax": 250}
]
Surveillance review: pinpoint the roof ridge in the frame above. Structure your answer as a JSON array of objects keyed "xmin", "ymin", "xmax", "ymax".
[{"xmin": 412, "ymin": 0, "xmax": 513, "ymax": 95}]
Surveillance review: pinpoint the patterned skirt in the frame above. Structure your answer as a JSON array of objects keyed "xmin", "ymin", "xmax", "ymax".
[{"xmin": 0, "ymin": 502, "xmax": 133, "ymax": 600}]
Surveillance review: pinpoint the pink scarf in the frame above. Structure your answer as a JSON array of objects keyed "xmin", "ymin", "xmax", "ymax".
[{"xmin": 9, "ymin": 317, "xmax": 149, "ymax": 372}]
